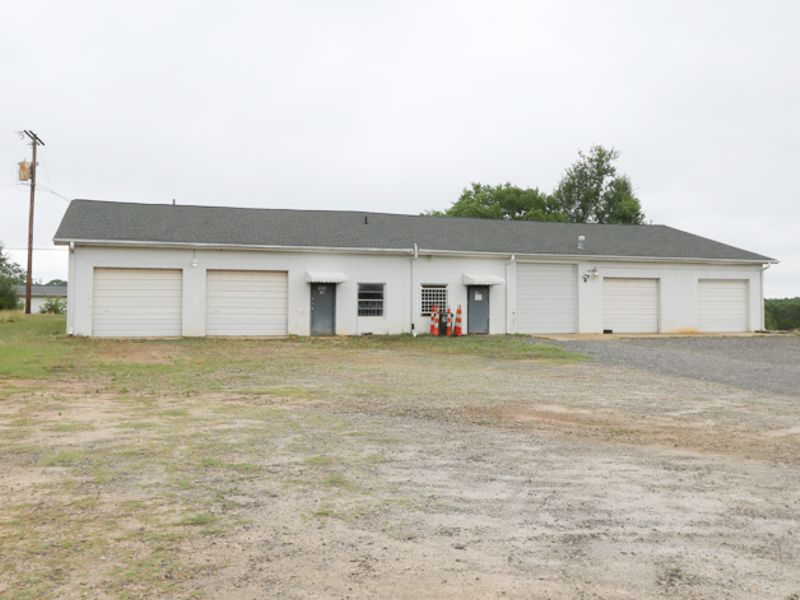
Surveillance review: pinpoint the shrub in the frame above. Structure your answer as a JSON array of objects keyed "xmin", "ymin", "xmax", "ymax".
[
  {"xmin": 0, "ymin": 278, "xmax": 17, "ymax": 310},
  {"xmin": 40, "ymin": 296, "xmax": 67, "ymax": 314}
]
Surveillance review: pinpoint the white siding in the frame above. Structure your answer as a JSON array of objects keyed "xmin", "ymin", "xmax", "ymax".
[
  {"xmin": 602, "ymin": 278, "xmax": 659, "ymax": 333},
  {"xmin": 67, "ymin": 246, "xmax": 767, "ymax": 337},
  {"xmin": 92, "ymin": 268, "xmax": 182, "ymax": 337},
  {"xmin": 698, "ymin": 279, "xmax": 748, "ymax": 332},
  {"xmin": 205, "ymin": 270, "xmax": 288, "ymax": 336},
  {"xmin": 516, "ymin": 263, "xmax": 578, "ymax": 333}
]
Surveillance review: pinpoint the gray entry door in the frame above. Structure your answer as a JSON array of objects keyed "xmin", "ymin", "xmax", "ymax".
[
  {"xmin": 310, "ymin": 283, "xmax": 336, "ymax": 335},
  {"xmin": 467, "ymin": 285, "xmax": 490, "ymax": 334}
]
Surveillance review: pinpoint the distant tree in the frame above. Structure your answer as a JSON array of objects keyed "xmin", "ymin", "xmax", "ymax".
[
  {"xmin": 430, "ymin": 183, "xmax": 566, "ymax": 222},
  {"xmin": 45, "ymin": 279, "xmax": 67, "ymax": 287},
  {"xmin": 551, "ymin": 145, "xmax": 646, "ymax": 224},
  {"xmin": 0, "ymin": 278, "xmax": 17, "ymax": 310},
  {"xmin": 764, "ymin": 298, "xmax": 800, "ymax": 330},
  {"xmin": 428, "ymin": 145, "xmax": 646, "ymax": 224},
  {"xmin": 0, "ymin": 244, "xmax": 23, "ymax": 310},
  {"xmin": 0, "ymin": 244, "xmax": 25, "ymax": 284}
]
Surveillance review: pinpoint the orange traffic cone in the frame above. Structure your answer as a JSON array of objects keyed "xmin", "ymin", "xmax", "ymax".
[
  {"xmin": 454, "ymin": 305, "xmax": 463, "ymax": 336},
  {"xmin": 431, "ymin": 305, "xmax": 440, "ymax": 336},
  {"xmin": 446, "ymin": 307, "xmax": 453, "ymax": 336},
  {"xmin": 430, "ymin": 305, "xmax": 437, "ymax": 336}
]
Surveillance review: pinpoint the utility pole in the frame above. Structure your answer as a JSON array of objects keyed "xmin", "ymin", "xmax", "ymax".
[{"xmin": 21, "ymin": 130, "xmax": 44, "ymax": 314}]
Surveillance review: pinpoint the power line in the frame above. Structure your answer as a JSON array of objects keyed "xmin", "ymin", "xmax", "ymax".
[
  {"xmin": 39, "ymin": 186, "xmax": 71, "ymax": 202},
  {"xmin": 4, "ymin": 247, "xmax": 68, "ymax": 251}
]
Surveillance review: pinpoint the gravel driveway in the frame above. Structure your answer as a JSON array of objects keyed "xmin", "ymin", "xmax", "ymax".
[{"xmin": 558, "ymin": 335, "xmax": 800, "ymax": 397}]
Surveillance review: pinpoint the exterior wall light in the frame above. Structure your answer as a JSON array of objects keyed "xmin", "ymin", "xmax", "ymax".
[{"xmin": 582, "ymin": 267, "xmax": 599, "ymax": 282}]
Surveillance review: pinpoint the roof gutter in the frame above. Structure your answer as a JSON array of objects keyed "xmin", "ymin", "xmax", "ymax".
[{"xmin": 53, "ymin": 237, "xmax": 778, "ymax": 266}]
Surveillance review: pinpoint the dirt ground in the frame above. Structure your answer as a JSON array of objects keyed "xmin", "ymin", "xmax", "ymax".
[{"xmin": 1, "ymin": 330, "xmax": 799, "ymax": 599}]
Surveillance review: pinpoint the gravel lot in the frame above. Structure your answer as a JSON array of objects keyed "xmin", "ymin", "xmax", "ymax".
[
  {"xmin": 557, "ymin": 335, "xmax": 800, "ymax": 397},
  {"xmin": 2, "ymin": 331, "xmax": 799, "ymax": 599}
]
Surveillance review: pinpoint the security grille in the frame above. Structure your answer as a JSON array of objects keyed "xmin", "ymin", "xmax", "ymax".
[
  {"xmin": 358, "ymin": 283, "xmax": 385, "ymax": 316},
  {"xmin": 421, "ymin": 285, "xmax": 447, "ymax": 315}
]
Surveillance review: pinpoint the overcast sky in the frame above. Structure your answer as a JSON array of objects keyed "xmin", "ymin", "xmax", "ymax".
[{"xmin": 1, "ymin": 1, "xmax": 797, "ymax": 296}]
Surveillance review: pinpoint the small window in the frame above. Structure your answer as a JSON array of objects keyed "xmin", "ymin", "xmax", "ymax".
[
  {"xmin": 421, "ymin": 284, "xmax": 447, "ymax": 316},
  {"xmin": 358, "ymin": 283, "xmax": 385, "ymax": 317}
]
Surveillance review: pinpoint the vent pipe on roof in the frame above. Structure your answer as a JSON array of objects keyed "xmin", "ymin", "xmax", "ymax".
[
  {"xmin": 364, "ymin": 216, "xmax": 369, "ymax": 224},
  {"xmin": 577, "ymin": 235, "xmax": 585, "ymax": 251}
]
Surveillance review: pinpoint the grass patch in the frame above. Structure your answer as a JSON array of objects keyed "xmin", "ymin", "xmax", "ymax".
[
  {"xmin": 46, "ymin": 422, "xmax": 95, "ymax": 432},
  {"xmin": 0, "ymin": 313, "xmax": 74, "ymax": 378},
  {"xmin": 116, "ymin": 420, "xmax": 157, "ymax": 430},
  {"xmin": 304, "ymin": 454, "xmax": 336, "ymax": 466},
  {"xmin": 312, "ymin": 505, "xmax": 336, "ymax": 518},
  {"xmin": 237, "ymin": 385, "xmax": 315, "ymax": 398},
  {"xmin": 227, "ymin": 462, "xmax": 259, "ymax": 473},
  {"xmin": 41, "ymin": 449, "xmax": 85, "ymax": 466},
  {"xmin": 297, "ymin": 333, "xmax": 583, "ymax": 361},
  {"xmin": 323, "ymin": 473, "xmax": 353, "ymax": 489},
  {"xmin": 180, "ymin": 512, "xmax": 217, "ymax": 527},
  {"xmin": 160, "ymin": 408, "xmax": 189, "ymax": 418}
]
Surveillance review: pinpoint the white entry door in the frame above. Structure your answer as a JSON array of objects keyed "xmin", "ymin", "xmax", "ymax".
[
  {"xmin": 603, "ymin": 278, "xmax": 659, "ymax": 333},
  {"xmin": 516, "ymin": 263, "xmax": 578, "ymax": 333},
  {"xmin": 92, "ymin": 268, "xmax": 182, "ymax": 337},
  {"xmin": 698, "ymin": 279, "xmax": 748, "ymax": 332},
  {"xmin": 205, "ymin": 270, "xmax": 288, "ymax": 336}
]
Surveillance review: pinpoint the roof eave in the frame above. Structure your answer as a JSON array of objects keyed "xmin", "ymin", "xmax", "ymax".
[{"xmin": 54, "ymin": 237, "xmax": 777, "ymax": 265}]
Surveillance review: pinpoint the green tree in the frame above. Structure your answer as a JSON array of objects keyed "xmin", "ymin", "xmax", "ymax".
[
  {"xmin": 429, "ymin": 183, "xmax": 566, "ymax": 222},
  {"xmin": 428, "ymin": 146, "xmax": 647, "ymax": 224},
  {"xmin": 551, "ymin": 145, "xmax": 646, "ymax": 224},
  {"xmin": 764, "ymin": 298, "xmax": 800, "ymax": 330},
  {"xmin": 0, "ymin": 244, "xmax": 25, "ymax": 284},
  {"xmin": 45, "ymin": 279, "xmax": 67, "ymax": 286},
  {"xmin": 0, "ymin": 278, "xmax": 17, "ymax": 310}
]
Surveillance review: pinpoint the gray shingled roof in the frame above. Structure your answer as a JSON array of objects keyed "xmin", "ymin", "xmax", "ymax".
[
  {"xmin": 16, "ymin": 285, "xmax": 67, "ymax": 297},
  {"xmin": 54, "ymin": 199, "xmax": 774, "ymax": 262}
]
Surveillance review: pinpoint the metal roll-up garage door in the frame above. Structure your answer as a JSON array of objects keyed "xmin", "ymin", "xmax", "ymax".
[
  {"xmin": 516, "ymin": 263, "xmax": 578, "ymax": 333},
  {"xmin": 603, "ymin": 278, "xmax": 659, "ymax": 333},
  {"xmin": 205, "ymin": 270, "xmax": 288, "ymax": 336},
  {"xmin": 92, "ymin": 268, "xmax": 182, "ymax": 337},
  {"xmin": 698, "ymin": 279, "xmax": 748, "ymax": 332}
]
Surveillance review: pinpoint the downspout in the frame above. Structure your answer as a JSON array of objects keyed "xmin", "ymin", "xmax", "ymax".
[
  {"xmin": 506, "ymin": 254, "xmax": 516, "ymax": 334},
  {"xmin": 67, "ymin": 242, "xmax": 75, "ymax": 335},
  {"xmin": 761, "ymin": 263, "xmax": 771, "ymax": 330},
  {"xmin": 410, "ymin": 243, "xmax": 419, "ymax": 335}
]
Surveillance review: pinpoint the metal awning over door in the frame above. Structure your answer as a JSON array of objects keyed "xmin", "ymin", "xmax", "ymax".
[{"xmin": 305, "ymin": 272, "xmax": 348, "ymax": 284}]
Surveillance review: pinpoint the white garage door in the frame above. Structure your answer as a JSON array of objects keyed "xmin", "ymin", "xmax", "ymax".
[
  {"xmin": 698, "ymin": 279, "xmax": 748, "ymax": 332},
  {"xmin": 92, "ymin": 268, "xmax": 182, "ymax": 337},
  {"xmin": 206, "ymin": 270, "xmax": 288, "ymax": 336},
  {"xmin": 516, "ymin": 263, "xmax": 578, "ymax": 333},
  {"xmin": 603, "ymin": 278, "xmax": 659, "ymax": 333}
]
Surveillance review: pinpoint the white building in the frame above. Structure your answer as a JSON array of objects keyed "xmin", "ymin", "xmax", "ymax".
[
  {"xmin": 54, "ymin": 200, "xmax": 776, "ymax": 337},
  {"xmin": 16, "ymin": 284, "xmax": 68, "ymax": 313}
]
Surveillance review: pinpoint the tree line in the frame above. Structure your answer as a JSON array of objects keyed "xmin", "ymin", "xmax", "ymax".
[
  {"xmin": 427, "ymin": 145, "xmax": 646, "ymax": 224},
  {"xmin": 765, "ymin": 298, "xmax": 800, "ymax": 331}
]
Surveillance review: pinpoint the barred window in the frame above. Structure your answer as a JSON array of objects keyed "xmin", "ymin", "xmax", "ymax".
[
  {"xmin": 358, "ymin": 283, "xmax": 385, "ymax": 317},
  {"xmin": 420, "ymin": 284, "xmax": 447, "ymax": 316}
]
